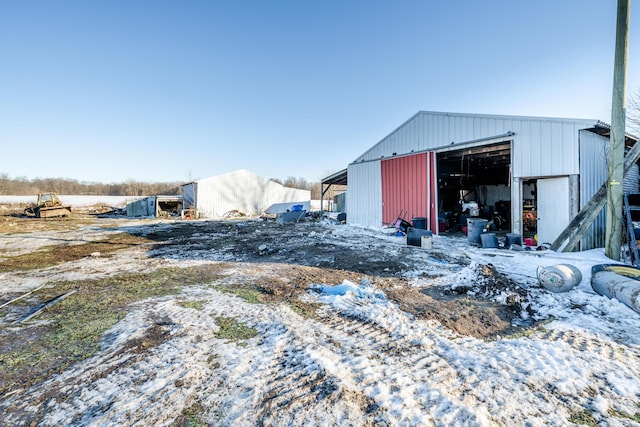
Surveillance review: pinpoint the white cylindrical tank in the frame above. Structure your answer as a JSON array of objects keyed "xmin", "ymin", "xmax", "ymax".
[{"xmin": 537, "ymin": 264, "xmax": 583, "ymax": 292}]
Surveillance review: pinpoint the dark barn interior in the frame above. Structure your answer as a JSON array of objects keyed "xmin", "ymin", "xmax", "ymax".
[{"xmin": 436, "ymin": 142, "xmax": 512, "ymax": 232}]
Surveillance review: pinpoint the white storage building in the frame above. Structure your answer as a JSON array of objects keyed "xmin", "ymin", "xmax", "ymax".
[
  {"xmin": 182, "ymin": 169, "xmax": 311, "ymax": 219},
  {"xmin": 346, "ymin": 111, "xmax": 638, "ymax": 249}
]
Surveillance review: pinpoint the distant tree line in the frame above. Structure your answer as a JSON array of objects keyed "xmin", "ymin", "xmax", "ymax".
[
  {"xmin": 0, "ymin": 173, "xmax": 324, "ymax": 199},
  {"xmin": 0, "ymin": 174, "xmax": 184, "ymax": 196}
]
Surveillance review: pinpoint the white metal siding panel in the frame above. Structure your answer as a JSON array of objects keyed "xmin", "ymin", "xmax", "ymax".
[
  {"xmin": 546, "ymin": 121, "xmax": 558, "ymax": 175},
  {"xmin": 195, "ymin": 170, "xmax": 310, "ymax": 218},
  {"xmin": 512, "ymin": 119, "xmax": 584, "ymax": 178},
  {"xmin": 347, "ymin": 161, "xmax": 382, "ymax": 228},
  {"xmin": 545, "ymin": 122, "xmax": 556, "ymax": 174},
  {"xmin": 579, "ymin": 130, "xmax": 608, "ymax": 249},
  {"xmin": 563, "ymin": 123, "xmax": 577, "ymax": 174},
  {"xmin": 520, "ymin": 120, "xmax": 537, "ymax": 175}
]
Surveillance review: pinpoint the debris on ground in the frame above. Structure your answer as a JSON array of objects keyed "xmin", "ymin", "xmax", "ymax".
[{"xmin": 1, "ymin": 215, "xmax": 639, "ymax": 426}]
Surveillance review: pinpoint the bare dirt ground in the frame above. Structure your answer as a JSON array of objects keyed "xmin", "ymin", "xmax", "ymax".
[
  {"xmin": 1, "ymin": 213, "xmax": 637, "ymax": 426},
  {"xmin": 115, "ymin": 217, "xmax": 531, "ymax": 338}
]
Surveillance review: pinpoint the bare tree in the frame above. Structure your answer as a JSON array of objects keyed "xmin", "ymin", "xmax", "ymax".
[
  {"xmin": 628, "ymin": 87, "xmax": 640, "ymax": 135},
  {"xmin": 0, "ymin": 174, "xmax": 184, "ymax": 196}
]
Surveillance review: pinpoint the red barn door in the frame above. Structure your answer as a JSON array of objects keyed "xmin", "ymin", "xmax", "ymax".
[{"xmin": 382, "ymin": 153, "xmax": 437, "ymax": 231}]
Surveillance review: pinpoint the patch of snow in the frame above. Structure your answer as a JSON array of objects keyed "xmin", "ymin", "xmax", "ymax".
[{"xmin": 2, "ymin": 215, "xmax": 640, "ymax": 425}]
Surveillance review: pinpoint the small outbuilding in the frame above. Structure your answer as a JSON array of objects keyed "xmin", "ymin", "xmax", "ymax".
[
  {"xmin": 346, "ymin": 111, "xmax": 639, "ymax": 250},
  {"xmin": 182, "ymin": 169, "xmax": 311, "ymax": 219},
  {"xmin": 126, "ymin": 195, "xmax": 184, "ymax": 217},
  {"xmin": 321, "ymin": 168, "xmax": 348, "ymax": 213}
]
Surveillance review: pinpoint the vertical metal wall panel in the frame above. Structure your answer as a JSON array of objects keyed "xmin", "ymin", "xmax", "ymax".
[
  {"xmin": 579, "ymin": 129, "xmax": 609, "ymax": 249},
  {"xmin": 624, "ymin": 163, "xmax": 639, "ymax": 192},
  {"xmin": 126, "ymin": 197, "xmax": 153, "ymax": 217},
  {"xmin": 182, "ymin": 184, "xmax": 196, "ymax": 209},
  {"xmin": 347, "ymin": 161, "xmax": 382, "ymax": 227},
  {"xmin": 148, "ymin": 197, "xmax": 157, "ymax": 216},
  {"xmin": 511, "ymin": 119, "xmax": 581, "ymax": 178},
  {"xmin": 194, "ymin": 170, "xmax": 311, "ymax": 218},
  {"xmin": 578, "ymin": 131, "xmax": 637, "ymax": 249},
  {"xmin": 381, "ymin": 154, "xmax": 428, "ymax": 226}
]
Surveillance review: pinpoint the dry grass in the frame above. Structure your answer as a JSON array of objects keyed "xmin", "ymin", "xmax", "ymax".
[
  {"xmin": 213, "ymin": 316, "xmax": 258, "ymax": 342},
  {"xmin": 0, "ymin": 232, "xmax": 153, "ymax": 273},
  {"xmin": 0, "ymin": 264, "xmax": 227, "ymax": 397},
  {"xmin": 217, "ymin": 283, "xmax": 320, "ymax": 318},
  {"xmin": 568, "ymin": 410, "xmax": 597, "ymax": 426},
  {"xmin": 0, "ymin": 214, "xmax": 98, "ymax": 234},
  {"xmin": 174, "ymin": 401, "xmax": 207, "ymax": 427}
]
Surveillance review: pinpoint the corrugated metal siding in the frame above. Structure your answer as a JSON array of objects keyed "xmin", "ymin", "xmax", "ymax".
[
  {"xmin": 354, "ymin": 111, "xmax": 595, "ymax": 178},
  {"xmin": 514, "ymin": 120, "xmax": 585, "ymax": 178},
  {"xmin": 347, "ymin": 161, "xmax": 382, "ymax": 227},
  {"xmin": 182, "ymin": 183, "xmax": 196, "ymax": 209},
  {"xmin": 624, "ymin": 163, "xmax": 639, "ymax": 193},
  {"xmin": 126, "ymin": 196, "xmax": 154, "ymax": 217},
  {"xmin": 194, "ymin": 170, "xmax": 310, "ymax": 218},
  {"xmin": 335, "ymin": 192, "xmax": 346, "ymax": 212},
  {"xmin": 579, "ymin": 130, "xmax": 608, "ymax": 249},
  {"xmin": 381, "ymin": 154, "xmax": 428, "ymax": 225}
]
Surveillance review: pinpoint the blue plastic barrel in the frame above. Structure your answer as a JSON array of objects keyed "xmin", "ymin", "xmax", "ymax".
[
  {"xmin": 412, "ymin": 217, "xmax": 427, "ymax": 230},
  {"xmin": 467, "ymin": 218, "xmax": 489, "ymax": 245}
]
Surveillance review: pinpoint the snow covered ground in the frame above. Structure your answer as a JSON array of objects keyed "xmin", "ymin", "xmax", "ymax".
[{"xmin": 1, "ymin": 217, "xmax": 639, "ymax": 426}]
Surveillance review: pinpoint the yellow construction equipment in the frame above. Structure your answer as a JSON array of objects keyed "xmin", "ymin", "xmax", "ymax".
[{"xmin": 24, "ymin": 193, "xmax": 72, "ymax": 218}]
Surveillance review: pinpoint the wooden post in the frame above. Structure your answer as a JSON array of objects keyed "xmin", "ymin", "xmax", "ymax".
[{"xmin": 605, "ymin": 0, "xmax": 630, "ymax": 260}]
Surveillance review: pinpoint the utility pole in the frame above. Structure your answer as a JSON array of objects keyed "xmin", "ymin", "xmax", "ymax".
[{"xmin": 605, "ymin": 0, "xmax": 630, "ymax": 260}]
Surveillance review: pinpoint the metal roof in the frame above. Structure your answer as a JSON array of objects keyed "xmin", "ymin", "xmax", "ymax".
[
  {"xmin": 321, "ymin": 168, "xmax": 347, "ymax": 186},
  {"xmin": 585, "ymin": 121, "xmax": 639, "ymax": 147}
]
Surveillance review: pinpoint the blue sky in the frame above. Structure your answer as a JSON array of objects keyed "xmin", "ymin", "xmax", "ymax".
[{"xmin": 1, "ymin": 1, "xmax": 638, "ymax": 184}]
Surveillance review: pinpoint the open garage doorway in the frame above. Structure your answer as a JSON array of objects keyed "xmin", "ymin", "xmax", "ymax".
[
  {"xmin": 522, "ymin": 177, "xmax": 571, "ymax": 245},
  {"xmin": 436, "ymin": 142, "xmax": 512, "ymax": 234}
]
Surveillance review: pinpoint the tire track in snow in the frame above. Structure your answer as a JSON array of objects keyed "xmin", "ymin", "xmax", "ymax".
[
  {"xmin": 4, "ymin": 284, "xmax": 639, "ymax": 426},
  {"xmin": 241, "ymin": 294, "xmax": 478, "ymax": 426},
  {"xmin": 302, "ymin": 291, "xmax": 640, "ymax": 426},
  {"xmin": 194, "ymin": 298, "xmax": 380, "ymax": 426},
  {"xmin": 536, "ymin": 328, "xmax": 621, "ymax": 360},
  {"xmin": 311, "ymin": 299, "xmax": 490, "ymax": 426}
]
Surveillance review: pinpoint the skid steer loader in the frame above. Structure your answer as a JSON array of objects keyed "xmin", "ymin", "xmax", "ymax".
[{"xmin": 24, "ymin": 192, "xmax": 72, "ymax": 218}]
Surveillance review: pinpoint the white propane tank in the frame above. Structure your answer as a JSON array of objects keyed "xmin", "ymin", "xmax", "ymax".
[{"xmin": 537, "ymin": 264, "xmax": 583, "ymax": 292}]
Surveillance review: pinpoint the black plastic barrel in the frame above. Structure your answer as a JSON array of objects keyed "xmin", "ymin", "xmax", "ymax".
[
  {"xmin": 481, "ymin": 233, "xmax": 498, "ymax": 248},
  {"xmin": 467, "ymin": 218, "xmax": 488, "ymax": 245},
  {"xmin": 504, "ymin": 233, "xmax": 522, "ymax": 247},
  {"xmin": 407, "ymin": 227, "xmax": 433, "ymax": 247},
  {"xmin": 411, "ymin": 217, "xmax": 426, "ymax": 230}
]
